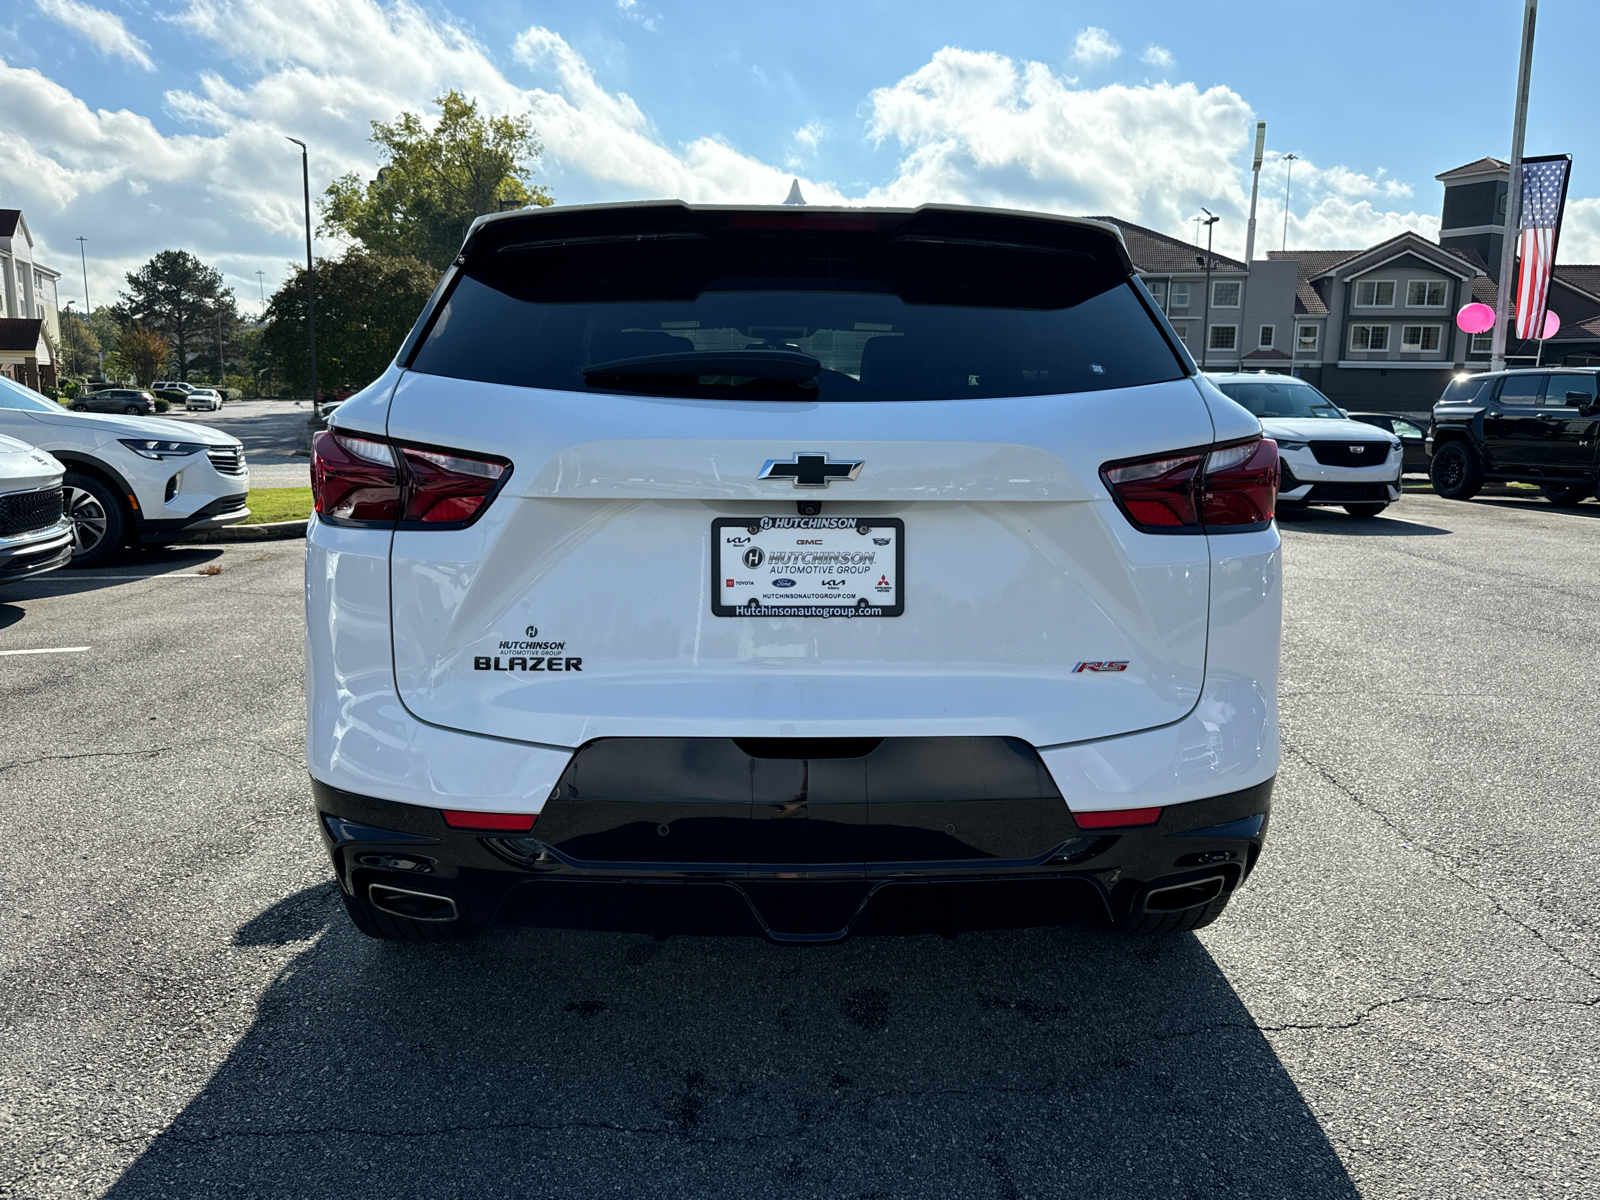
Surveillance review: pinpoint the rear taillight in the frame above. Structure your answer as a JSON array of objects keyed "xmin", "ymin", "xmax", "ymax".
[
  {"xmin": 311, "ymin": 431, "xmax": 510, "ymax": 528},
  {"xmin": 1102, "ymin": 437, "xmax": 1278, "ymax": 534}
]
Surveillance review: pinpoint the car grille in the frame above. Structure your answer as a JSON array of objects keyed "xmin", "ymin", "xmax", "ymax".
[
  {"xmin": 1309, "ymin": 440, "xmax": 1393, "ymax": 467},
  {"xmin": 0, "ymin": 486, "xmax": 64, "ymax": 538},
  {"xmin": 1305, "ymin": 482, "xmax": 1393, "ymax": 502},
  {"xmin": 207, "ymin": 445, "xmax": 247, "ymax": 475}
]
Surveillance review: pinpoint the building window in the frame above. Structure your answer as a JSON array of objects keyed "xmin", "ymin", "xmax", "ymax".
[
  {"xmin": 1258, "ymin": 324, "xmax": 1275, "ymax": 348},
  {"xmin": 1297, "ymin": 324, "xmax": 1319, "ymax": 351},
  {"xmin": 1209, "ymin": 325, "xmax": 1238, "ymax": 351},
  {"xmin": 1211, "ymin": 280, "xmax": 1242, "ymax": 307},
  {"xmin": 1354, "ymin": 280, "xmax": 1396, "ymax": 307},
  {"xmin": 1169, "ymin": 282, "xmax": 1191, "ymax": 309},
  {"xmin": 1406, "ymin": 280, "xmax": 1448, "ymax": 307},
  {"xmin": 1470, "ymin": 331, "xmax": 1493, "ymax": 354},
  {"xmin": 1170, "ymin": 322, "xmax": 1189, "ymax": 342},
  {"xmin": 1401, "ymin": 325, "xmax": 1442, "ymax": 352},
  {"xmin": 1350, "ymin": 324, "xmax": 1390, "ymax": 351},
  {"xmin": 1146, "ymin": 280, "xmax": 1167, "ymax": 308}
]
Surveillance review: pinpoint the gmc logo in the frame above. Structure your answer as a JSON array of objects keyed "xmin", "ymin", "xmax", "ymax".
[{"xmin": 1073, "ymin": 661, "xmax": 1129, "ymax": 673}]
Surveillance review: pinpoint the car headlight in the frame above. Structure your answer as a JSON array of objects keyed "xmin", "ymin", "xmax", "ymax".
[
  {"xmin": 1274, "ymin": 438, "xmax": 1310, "ymax": 452},
  {"xmin": 118, "ymin": 438, "xmax": 209, "ymax": 460}
]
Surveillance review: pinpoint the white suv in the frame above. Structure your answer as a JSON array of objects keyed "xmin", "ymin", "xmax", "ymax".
[
  {"xmin": 0, "ymin": 375, "xmax": 249, "ymax": 566},
  {"xmin": 307, "ymin": 203, "xmax": 1282, "ymax": 944}
]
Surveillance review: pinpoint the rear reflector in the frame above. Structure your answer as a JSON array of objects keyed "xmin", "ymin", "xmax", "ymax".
[
  {"xmin": 1073, "ymin": 807, "xmax": 1162, "ymax": 829},
  {"xmin": 442, "ymin": 810, "xmax": 537, "ymax": 831},
  {"xmin": 1101, "ymin": 436, "xmax": 1279, "ymax": 534}
]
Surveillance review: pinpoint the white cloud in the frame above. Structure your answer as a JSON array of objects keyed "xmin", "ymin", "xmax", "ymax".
[
  {"xmin": 615, "ymin": 0, "xmax": 660, "ymax": 33},
  {"xmin": 1141, "ymin": 45, "xmax": 1174, "ymax": 70},
  {"xmin": 7, "ymin": 1, "xmax": 1595, "ymax": 318},
  {"xmin": 35, "ymin": 0, "xmax": 155, "ymax": 71},
  {"xmin": 1070, "ymin": 27, "xmax": 1121, "ymax": 67}
]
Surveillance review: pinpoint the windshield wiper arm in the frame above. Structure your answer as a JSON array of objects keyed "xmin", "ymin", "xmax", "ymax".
[{"xmin": 581, "ymin": 350, "xmax": 821, "ymax": 381}]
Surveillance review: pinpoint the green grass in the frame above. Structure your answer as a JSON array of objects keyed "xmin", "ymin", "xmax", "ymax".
[{"xmin": 244, "ymin": 487, "xmax": 313, "ymax": 524}]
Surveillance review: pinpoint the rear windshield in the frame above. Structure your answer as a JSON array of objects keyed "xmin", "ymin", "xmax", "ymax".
[
  {"xmin": 1439, "ymin": 376, "xmax": 1489, "ymax": 405},
  {"xmin": 408, "ymin": 227, "xmax": 1185, "ymax": 401},
  {"xmin": 1214, "ymin": 379, "xmax": 1343, "ymax": 419}
]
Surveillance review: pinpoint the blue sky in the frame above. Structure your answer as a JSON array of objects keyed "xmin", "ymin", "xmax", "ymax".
[{"xmin": 4, "ymin": 0, "xmax": 1598, "ymax": 312}]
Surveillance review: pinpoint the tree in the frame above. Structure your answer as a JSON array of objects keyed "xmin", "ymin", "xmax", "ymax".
[
  {"xmin": 118, "ymin": 323, "xmax": 171, "ymax": 388},
  {"xmin": 118, "ymin": 250, "xmax": 239, "ymax": 380},
  {"xmin": 321, "ymin": 90, "xmax": 553, "ymax": 271},
  {"xmin": 58, "ymin": 308, "xmax": 102, "ymax": 377},
  {"xmin": 261, "ymin": 250, "xmax": 437, "ymax": 394}
]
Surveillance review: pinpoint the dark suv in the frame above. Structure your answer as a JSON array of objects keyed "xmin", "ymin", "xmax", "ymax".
[
  {"xmin": 70, "ymin": 388, "xmax": 156, "ymax": 415},
  {"xmin": 1429, "ymin": 368, "xmax": 1600, "ymax": 505}
]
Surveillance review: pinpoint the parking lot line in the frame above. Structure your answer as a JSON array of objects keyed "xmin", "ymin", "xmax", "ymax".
[
  {"xmin": 24, "ymin": 574, "xmax": 213, "ymax": 581},
  {"xmin": 0, "ymin": 647, "xmax": 90, "ymax": 656}
]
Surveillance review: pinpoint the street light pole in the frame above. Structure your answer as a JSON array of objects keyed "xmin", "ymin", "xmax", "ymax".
[
  {"xmin": 287, "ymin": 137, "xmax": 319, "ymax": 420},
  {"xmin": 255, "ymin": 270, "xmax": 265, "ymax": 304},
  {"xmin": 1281, "ymin": 154, "xmax": 1298, "ymax": 251},
  {"xmin": 1491, "ymin": 0, "xmax": 1538, "ymax": 373},
  {"xmin": 1198, "ymin": 209, "xmax": 1220, "ymax": 372}
]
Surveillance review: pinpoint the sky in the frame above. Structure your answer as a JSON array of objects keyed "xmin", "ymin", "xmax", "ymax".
[{"xmin": 4, "ymin": 0, "xmax": 1598, "ymax": 318}]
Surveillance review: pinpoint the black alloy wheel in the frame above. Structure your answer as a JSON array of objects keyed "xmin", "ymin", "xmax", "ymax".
[
  {"xmin": 61, "ymin": 470, "xmax": 128, "ymax": 568},
  {"xmin": 1343, "ymin": 503, "xmax": 1389, "ymax": 518},
  {"xmin": 71, "ymin": 403, "xmax": 88, "ymax": 412},
  {"xmin": 1539, "ymin": 483, "xmax": 1590, "ymax": 506},
  {"xmin": 123, "ymin": 405, "xmax": 142, "ymax": 415},
  {"xmin": 1429, "ymin": 441, "xmax": 1483, "ymax": 500}
]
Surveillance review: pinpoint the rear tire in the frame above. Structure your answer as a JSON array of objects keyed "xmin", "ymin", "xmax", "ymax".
[
  {"xmin": 71, "ymin": 403, "xmax": 88, "ymax": 412},
  {"xmin": 1116, "ymin": 891, "xmax": 1231, "ymax": 935},
  {"xmin": 1429, "ymin": 441, "xmax": 1482, "ymax": 500},
  {"xmin": 123, "ymin": 405, "xmax": 142, "ymax": 415},
  {"xmin": 1343, "ymin": 503, "xmax": 1389, "ymax": 518},
  {"xmin": 1540, "ymin": 483, "xmax": 1590, "ymax": 506},
  {"xmin": 338, "ymin": 887, "xmax": 476, "ymax": 942},
  {"xmin": 62, "ymin": 470, "xmax": 129, "ymax": 568}
]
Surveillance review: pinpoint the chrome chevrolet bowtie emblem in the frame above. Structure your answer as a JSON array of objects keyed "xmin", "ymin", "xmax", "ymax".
[{"xmin": 758, "ymin": 453, "xmax": 864, "ymax": 489}]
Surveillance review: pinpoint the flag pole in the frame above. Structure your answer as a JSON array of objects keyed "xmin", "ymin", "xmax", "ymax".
[{"xmin": 1491, "ymin": 0, "xmax": 1537, "ymax": 373}]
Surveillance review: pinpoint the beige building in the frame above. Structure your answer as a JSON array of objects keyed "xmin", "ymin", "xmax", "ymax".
[{"xmin": 0, "ymin": 209, "xmax": 63, "ymax": 391}]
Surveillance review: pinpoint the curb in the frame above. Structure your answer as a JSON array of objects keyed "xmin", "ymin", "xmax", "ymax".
[{"xmin": 185, "ymin": 519, "xmax": 308, "ymax": 544}]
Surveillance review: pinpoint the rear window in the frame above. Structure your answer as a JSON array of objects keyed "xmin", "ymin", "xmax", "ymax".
[
  {"xmin": 1214, "ymin": 379, "xmax": 1342, "ymax": 419},
  {"xmin": 408, "ymin": 219, "xmax": 1186, "ymax": 401},
  {"xmin": 1439, "ymin": 376, "xmax": 1489, "ymax": 405}
]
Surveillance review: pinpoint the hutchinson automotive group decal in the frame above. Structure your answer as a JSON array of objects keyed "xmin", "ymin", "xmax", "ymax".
[
  {"xmin": 711, "ymin": 517, "xmax": 905, "ymax": 618},
  {"xmin": 475, "ymin": 628, "xmax": 582, "ymax": 672}
]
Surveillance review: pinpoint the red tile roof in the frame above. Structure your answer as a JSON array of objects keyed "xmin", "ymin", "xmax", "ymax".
[{"xmin": 1435, "ymin": 157, "xmax": 1509, "ymax": 181}]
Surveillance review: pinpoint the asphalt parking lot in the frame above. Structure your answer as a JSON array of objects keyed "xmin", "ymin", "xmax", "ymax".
[
  {"xmin": 1, "ymin": 493, "xmax": 1597, "ymax": 1199},
  {"xmin": 162, "ymin": 400, "xmax": 315, "ymax": 488}
]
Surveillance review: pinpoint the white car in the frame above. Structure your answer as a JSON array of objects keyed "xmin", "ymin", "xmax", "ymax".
[
  {"xmin": 0, "ymin": 375, "xmax": 249, "ymax": 566},
  {"xmin": 1207, "ymin": 373, "xmax": 1403, "ymax": 517},
  {"xmin": 152, "ymin": 380, "xmax": 196, "ymax": 396},
  {"xmin": 0, "ymin": 432, "xmax": 71, "ymax": 583},
  {"xmin": 307, "ymin": 202, "xmax": 1282, "ymax": 945},
  {"xmin": 185, "ymin": 389, "xmax": 223, "ymax": 412}
]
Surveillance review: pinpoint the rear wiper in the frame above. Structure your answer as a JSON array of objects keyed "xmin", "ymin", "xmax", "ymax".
[{"xmin": 581, "ymin": 350, "xmax": 821, "ymax": 381}]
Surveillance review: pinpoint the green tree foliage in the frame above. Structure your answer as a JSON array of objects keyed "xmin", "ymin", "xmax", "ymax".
[
  {"xmin": 261, "ymin": 251, "xmax": 437, "ymax": 394},
  {"xmin": 117, "ymin": 322, "xmax": 171, "ymax": 388},
  {"xmin": 321, "ymin": 90, "xmax": 553, "ymax": 271},
  {"xmin": 117, "ymin": 250, "xmax": 240, "ymax": 379},
  {"xmin": 58, "ymin": 308, "xmax": 101, "ymax": 376}
]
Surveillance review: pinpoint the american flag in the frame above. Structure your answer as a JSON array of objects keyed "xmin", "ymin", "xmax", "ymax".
[{"xmin": 1514, "ymin": 155, "xmax": 1571, "ymax": 340}]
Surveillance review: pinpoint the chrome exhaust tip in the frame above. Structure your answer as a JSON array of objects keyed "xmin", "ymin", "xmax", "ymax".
[
  {"xmin": 1142, "ymin": 875, "xmax": 1226, "ymax": 914},
  {"xmin": 369, "ymin": 883, "xmax": 459, "ymax": 922}
]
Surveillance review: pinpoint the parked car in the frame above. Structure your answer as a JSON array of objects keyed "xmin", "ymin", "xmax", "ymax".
[
  {"xmin": 185, "ymin": 389, "xmax": 223, "ymax": 412},
  {"xmin": 307, "ymin": 201, "xmax": 1282, "ymax": 945},
  {"xmin": 1346, "ymin": 412, "xmax": 1430, "ymax": 473},
  {"xmin": 0, "ymin": 375, "xmax": 249, "ymax": 566},
  {"xmin": 1429, "ymin": 368, "xmax": 1600, "ymax": 505},
  {"xmin": 0, "ymin": 433, "xmax": 72, "ymax": 583},
  {"xmin": 151, "ymin": 381, "xmax": 196, "ymax": 395},
  {"xmin": 1207, "ymin": 373, "xmax": 1402, "ymax": 517},
  {"xmin": 71, "ymin": 387, "xmax": 156, "ymax": 415}
]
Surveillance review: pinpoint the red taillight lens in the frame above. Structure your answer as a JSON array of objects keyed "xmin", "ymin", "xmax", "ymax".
[
  {"xmin": 1073, "ymin": 807, "xmax": 1162, "ymax": 829},
  {"xmin": 1201, "ymin": 437, "xmax": 1279, "ymax": 527},
  {"xmin": 442, "ymin": 809, "xmax": 537, "ymax": 831},
  {"xmin": 311, "ymin": 431, "xmax": 400, "ymax": 522},
  {"xmin": 311, "ymin": 431, "xmax": 511, "ymax": 528},
  {"xmin": 1102, "ymin": 436, "xmax": 1279, "ymax": 534},
  {"xmin": 399, "ymin": 445, "xmax": 510, "ymax": 523}
]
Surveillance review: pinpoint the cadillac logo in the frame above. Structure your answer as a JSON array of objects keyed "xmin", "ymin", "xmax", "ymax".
[
  {"xmin": 758, "ymin": 453, "xmax": 864, "ymax": 489},
  {"xmin": 1349, "ymin": 445, "xmax": 1367, "ymax": 454}
]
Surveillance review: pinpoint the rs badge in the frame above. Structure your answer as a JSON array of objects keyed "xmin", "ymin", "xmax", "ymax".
[{"xmin": 1073, "ymin": 661, "xmax": 1129, "ymax": 673}]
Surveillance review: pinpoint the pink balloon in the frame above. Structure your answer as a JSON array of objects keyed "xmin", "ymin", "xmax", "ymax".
[
  {"xmin": 1541, "ymin": 309, "xmax": 1561, "ymax": 339},
  {"xmin": 1456, "ymin": 303, "xmax": 1495, "ymax": 334}
]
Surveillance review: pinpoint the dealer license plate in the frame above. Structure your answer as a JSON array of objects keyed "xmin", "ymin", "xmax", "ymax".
[{"xmin": 712, "ymin": 516, "xmax": 904, "ymax": 618}]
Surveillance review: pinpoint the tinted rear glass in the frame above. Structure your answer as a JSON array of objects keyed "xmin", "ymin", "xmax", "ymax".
[
  {"xmin": 408, "ymin": 227, "xmax": 1184, "ymax": 401},
  {"xmin": 1439, "ymin": 376, "xmax": 1488, "ymax": 404},
  {"xmin": 1215, "ymin": 379, "xmax": 1343, "ymax": 419}
]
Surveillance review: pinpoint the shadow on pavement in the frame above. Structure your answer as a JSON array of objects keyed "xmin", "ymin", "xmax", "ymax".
[
  {"xmin": 1278, "ymin": 507, "xmax": 1450, "ymax": 536},
  {"xmin": 1467, "ymin": 495, "xmax": 1600, "ymax": 519},
  {"xmin": 104, "ymin": 884, "xmax": 1360, "ymax": 1199},
  {"xmin": 2, "ymin": 546, "xmax": 225, "ymax": 602}
]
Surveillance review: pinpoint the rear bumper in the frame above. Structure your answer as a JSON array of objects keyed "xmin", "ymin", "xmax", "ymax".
[{"xmin": 314, "ymin": 773, "xmax": 1272, "ymax": 943}]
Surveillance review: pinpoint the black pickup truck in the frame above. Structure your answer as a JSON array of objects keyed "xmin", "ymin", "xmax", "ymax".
[{"xmin": 1429, "ymin": 368, "xmax": 1600, "ymax": 504}]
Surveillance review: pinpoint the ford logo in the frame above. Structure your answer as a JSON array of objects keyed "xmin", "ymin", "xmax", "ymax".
[{"xmin": 773, "ymin": 578, "xmax": 797, "ymax": 588}]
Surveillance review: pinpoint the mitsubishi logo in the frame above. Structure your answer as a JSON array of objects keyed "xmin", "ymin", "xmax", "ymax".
[{"xmin": 758, "ymin": 453, "xmax": 864, "ymax": 489}]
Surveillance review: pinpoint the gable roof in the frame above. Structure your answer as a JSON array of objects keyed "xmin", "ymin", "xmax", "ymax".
[
  {"xmin": 1266, "ymin": 249, "xmax": 1360, "ymax": 315},
  {"xmin": 1307, "ymin": 230, "xmax": 1478, "ymax": 282},
  {"xmin": 0, "ymin": 318, "xmax": 43, "ymax": 353},
  {"xmin": 1555, "ymin": 266, "xmax": 1600, "ymax": 303},
  {"xmin": 0, "ymin": 210, "xmax": 20, "ymax": 239},
  {"xmin": 1087, "ymin": 216, "xmax": 1246, "ymax": 274},
  {"xmin": 1436, "ymin": 157, "xmax": 1509, "ymax": 182}
]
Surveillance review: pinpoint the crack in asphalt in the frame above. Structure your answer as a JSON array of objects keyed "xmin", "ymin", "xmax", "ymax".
[
  {"xmin": 0, "ymin": 747, "xmax": 170, "ymax": 775},
  {"xmin": 1282, "ymin": 740, "xmax": 1600, "ymax": 987}
]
